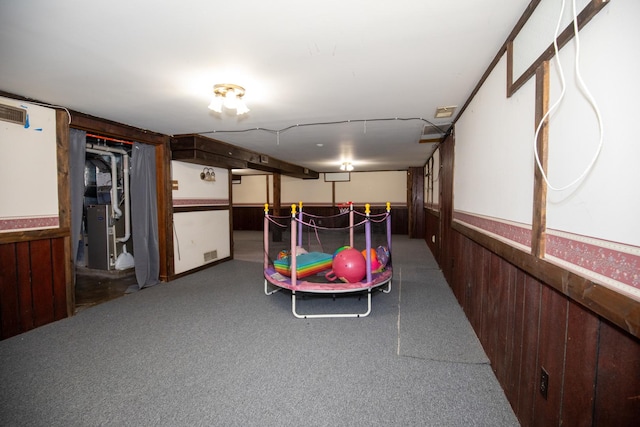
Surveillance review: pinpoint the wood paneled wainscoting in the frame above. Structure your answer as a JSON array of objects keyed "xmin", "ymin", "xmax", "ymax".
[
  {"xmin": 0, "ymin": 233, "xmax": 70, "ymax": 340},
  {"xmin": 443, "ymin": 227, "xmax": 640, "ymax": 426},
  {"xmin": 233, "ymin": 204, "xmax": 409, "ymax": 235},
  {"xmin": 424, "ymin": 208, "xmax": 440, "ymax": 260},
  {"xmin": 232, "ymin": 206, "xmax": 268, "ymax": 231}
]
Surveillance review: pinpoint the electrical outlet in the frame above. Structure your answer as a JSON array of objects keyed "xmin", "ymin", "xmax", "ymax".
[{"xmin": 540, "ymin": 368, "xmax": 549, "ymax": 400}]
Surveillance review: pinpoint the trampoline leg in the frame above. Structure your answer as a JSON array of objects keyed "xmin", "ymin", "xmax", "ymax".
[
  {"xmin": 291, "ymin": 291, "xmax": 306, "ymax": 319},
  {"xmin": 264, "ymin": 279, "xmax": 281, "ymax": 296},
  {"xmin": 291, "ymin": 290, "xmax": 373, "ymax": 319},
  {"xmin": 381, "ymin": 279, "xmax": 392, "ymax": 294}
]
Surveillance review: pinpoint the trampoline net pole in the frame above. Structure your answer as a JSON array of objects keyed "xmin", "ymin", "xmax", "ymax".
[
  {"xmin": 349, "ymin": 203, "xmax": 354, "ymax": 248},
  {"xmin": 290, "ymin": 204, "xmax": 297, "ymax": 287},
  {"xmin": 263, "ymin": 205, "xmax": 269, "ymax": 270}
]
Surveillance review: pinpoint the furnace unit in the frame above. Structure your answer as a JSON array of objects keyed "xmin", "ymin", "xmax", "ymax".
[{"xmin": 86, "ymin": 204, "xmax": 123, "ymax": 270}]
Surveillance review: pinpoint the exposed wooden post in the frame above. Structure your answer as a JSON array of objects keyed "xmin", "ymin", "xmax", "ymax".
[
  {"xmin": 532, "ymin": 61, "xmax": 549, "ymax": 258},
  {"xmin": 156, "ymin": 137, "xmax": 173, "ymax": 281},
  {"xmin": 407, "ymin": 167, "xmax": 425, "ymax": 239},
  {"xmin": 272, "ymin": 173, "xmax": 282, "ymax": 242},
  {"xmin": 56, "ymin": 110, "xmax": 74, "ymax": 316}
]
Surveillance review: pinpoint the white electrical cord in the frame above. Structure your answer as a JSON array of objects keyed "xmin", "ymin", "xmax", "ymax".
[
  {"xmin": 533, "ymin": 0, "xmax": 604, "ymax": 192},
  {"xmin": 21, "ymin": 100, "xmax": 72, "ymax": 124}
]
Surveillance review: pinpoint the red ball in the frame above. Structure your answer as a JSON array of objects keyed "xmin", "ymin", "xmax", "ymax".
[{"xmin": 332, "ymin": 247, "xmax": 366, "ymax": 283}]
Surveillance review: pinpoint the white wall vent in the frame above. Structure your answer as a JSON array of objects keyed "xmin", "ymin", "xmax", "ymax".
[
  {"xmin": 204, "ymin": 249, "xmax": 218, "ymax": 262},
  {"xmin": 0, "ymin": 104, "xmax": 27, "ymax": 126}
]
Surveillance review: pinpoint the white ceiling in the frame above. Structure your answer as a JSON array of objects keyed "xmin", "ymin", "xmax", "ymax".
[{"xmin": 0, "ymin": 0, "xmax": 530, "ymax": 174}]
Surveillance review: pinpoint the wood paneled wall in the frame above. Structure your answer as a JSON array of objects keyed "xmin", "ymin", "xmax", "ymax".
[
  {"xmin": 443, "ymin": 228, "xmax": 640, "ymax": 426},
  {"xmin": 0, "ymin": 237, "xmax": 68, "ymax": 339},
  {"xmin": 426, "ymin": 132, "xmax": 640, "ymax": 425},
  {"xmin": 232, "ymin": 207, "xmax": 267, "ymax": 231},
  {"xmin": 422, "ymin": 128, "xmax": 640, "ymax": 425},
  {"xmin": 407, "ymin": 167, "xmax": 424, "ymax": 238},
  {"xmin": 233, "ymin": 205, "xmax": 409, "ymax": 235},
  {"xmin": 424, "ymin": 209, "xmax": 440, "ymax": 260}
]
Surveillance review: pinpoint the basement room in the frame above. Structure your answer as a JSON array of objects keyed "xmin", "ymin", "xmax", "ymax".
[{"xmin": 1, "ymin": 1, "xmax": 638, "ymax": 426}]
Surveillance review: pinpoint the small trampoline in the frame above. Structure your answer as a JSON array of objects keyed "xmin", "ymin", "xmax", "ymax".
[{"xmin": 263, "ymin": 202, "xmax": 393, "ymax": 318}]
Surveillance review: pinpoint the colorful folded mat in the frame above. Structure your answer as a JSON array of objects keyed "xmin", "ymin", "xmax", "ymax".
[{"xmin": 273, "ymin": 252, "xmax": 333, "ymax": 278}]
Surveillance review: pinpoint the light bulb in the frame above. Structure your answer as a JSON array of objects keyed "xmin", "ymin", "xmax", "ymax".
[
  {"xmin": 236, "ymin": 100, "xmax": 250, "ymax": 115},
  {"xmin": 208, "ymin": 96, "xmax": 223, "ymax": 113},
  {"xmin": 223, "ymin": 90, "xmax": 238, "ymax": 110}
]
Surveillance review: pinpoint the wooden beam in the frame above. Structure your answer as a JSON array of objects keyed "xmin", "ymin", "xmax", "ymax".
[
  {"xmin": 156, "ymin": 138, "xmax": 173, "ymax": 282},
  {"xmin": 272, "ymin": 173, "xmax": 282, "ymax": 242},
  {"xmin": 508, "ymin": 0, "xmax": 610, "ymax": 96},
  {"xmin": 171, "ymin": 134, "xmax": 319, "ymax": 179},
  {"xmin": 171, "ymin": 148, "xmax": 248, "ymax": 169},
  {"xmin": 532, "ymin": 61, "xmax": 549, "ymax": 258},
  {"xmin": 56, "ymin": 110, "xmax": 74, "ymax": 316},
  {"xmin": 70, "ymin": 112, "xmax": 167, "ymax": 146},
  {"xmin": 407, "ymin": 167, "xmax": 425, "ymax": 239}
]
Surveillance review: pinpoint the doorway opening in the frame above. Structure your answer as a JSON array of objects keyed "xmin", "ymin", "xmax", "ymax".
[{"xmin": 75, "ymin": 134, "xmax": 136, "ymax": 312}]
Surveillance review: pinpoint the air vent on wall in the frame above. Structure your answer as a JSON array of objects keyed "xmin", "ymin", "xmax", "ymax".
[
  {"xmin": 204, "ymin": 249, "xmax": 218, "ymax": 262},
  {"xmin": 0, "ymin": 103, "xmax": 27, "ymax": 126}
]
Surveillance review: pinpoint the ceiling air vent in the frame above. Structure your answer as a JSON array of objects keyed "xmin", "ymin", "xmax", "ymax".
[
  {"xmin": 0, "ymin": 103, "xmax": 27, "ymax": 126},
  {"xmin": 422, "ymin": 124, "xmax": 448, "ymax": 136},
  {"xmin": 419, "ymin": 123, "xmax": 449, "ymax": 143}
]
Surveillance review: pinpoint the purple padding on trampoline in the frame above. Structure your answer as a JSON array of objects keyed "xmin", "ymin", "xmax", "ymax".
[
  {"xmin": 273, "ymin": 252, "xmax": 333, "ymax": 278},
  {"xmin": 265, "ymin": 266, "xmax": 392, "ymax": 293}
]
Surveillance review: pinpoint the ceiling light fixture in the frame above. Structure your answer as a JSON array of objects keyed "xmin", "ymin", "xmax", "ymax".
[
  {"xmin": 200, "ymin": 167, "xmax": 216, "ymax": 182},
  {"xmin": 340, "ymin": 162, "xmax": 354, "ymax": 172},
  {"xmin": 434, "ymin": 105, "xmax": 457, "ymax": 119},
  {"xmin": 208, "ymin": 83, "xmax": 250, "ymax": 115}
]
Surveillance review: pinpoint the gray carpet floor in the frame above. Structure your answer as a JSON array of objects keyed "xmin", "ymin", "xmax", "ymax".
[{"xmin": 0, "ymin": 233, "xmax": 518, "ymax": 426}]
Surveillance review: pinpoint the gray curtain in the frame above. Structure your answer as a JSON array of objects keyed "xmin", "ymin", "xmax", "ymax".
[
  {"xmin": 130, "ymin": 142, "xmax": 160, "ymax": 289},
  {"xmin": 69, "ymin": 129, "xmax": 86, "ymax": 264}
]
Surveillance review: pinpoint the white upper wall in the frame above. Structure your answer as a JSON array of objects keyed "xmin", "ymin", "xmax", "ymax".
[
  {"xmin": 232, "ymin": 171, "xmax": 407, "ymax": 207},
  {"xmin": 233, "ymin": 174, "xmax": 268, "ymax": 205},
  {"xmin": 0, "ymin": 97, "xmax": 58, "ymax": 231},
  {"xmin": 455, "ymin": 56, "xmax": 536, "ymax": 225},
  {"xmin": 453, "ymin": 0, "xmax": 640, "ymax": 247},
  {"xmin": 334, "ymin": 171, "xmax": 406, "ymax": 205},
  {"xmin": 543, "ymin": 0, "xmax": 640, "ymax": 246},
  {"xmin": 282, "ymin": 174, "xmax": 332, "ymax": 205},
  {"xmin": 512, "ymin": 0, "xmax": 591, "ymax": 79},
  {"xmin": 171, "ymin": 161, "xmax": 229, "ymax": 202}
]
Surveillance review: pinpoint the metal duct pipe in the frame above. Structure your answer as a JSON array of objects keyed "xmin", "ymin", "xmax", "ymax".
[
  {"xmin": 86, "ymin": 148, "xmax": 121, "ymax": 219},
  {"xmin": 86, "ymin": 144, "xmax": 131, "ymax": 243}
]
